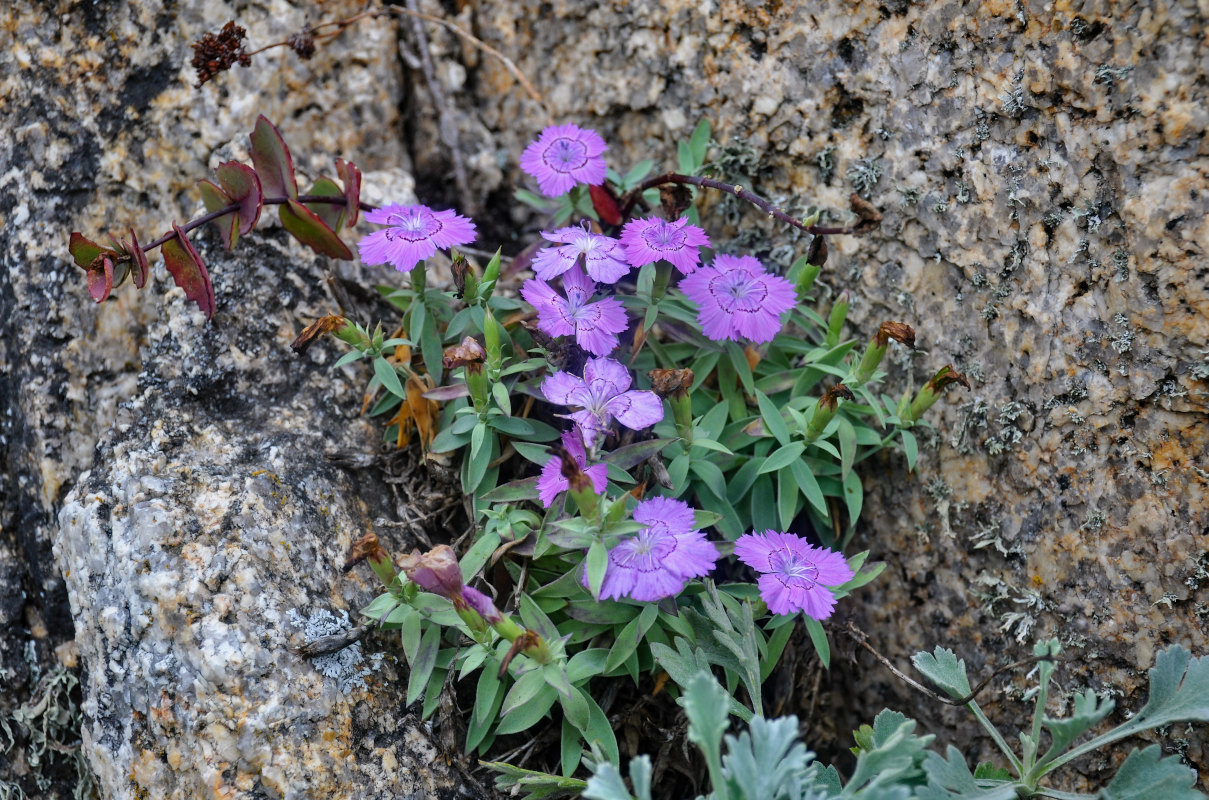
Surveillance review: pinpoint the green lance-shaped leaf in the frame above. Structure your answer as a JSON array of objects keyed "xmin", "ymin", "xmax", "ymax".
[
  {"xmin": 305, "ymin": 176, "xmax": 346, "ymax": 232},
  {"xmin": 335, "ymin": 158, "xmax": 362, "ymax": 228},
  {"xmin": 198, "ymin": 179, "xmax": 239, "ymax": 251},
  {"xmin": 601, "ymin": 438, "xmax": 674, "ymax": 470},
  {"xmin": 215, "ymin": 161, "xmax": 262, "ymax": 234},
  {"xmin": 279, "ymin": 199, "xmax": 354, "ymax": 260},
  {"xmin": 249, "ymin": 115, "xmax": 297, "ymax": 199},
  {"xmin": 161, "ymin": 224, "xmax": 215, "ymax": 319}
]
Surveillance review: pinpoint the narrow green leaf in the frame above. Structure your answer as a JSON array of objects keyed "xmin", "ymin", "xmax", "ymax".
[
  {"xmin": 690, "ymin": 458, "xmax": 727, "ymax": 499},
  {"xmin": 836, "ymin": 417, "xmax": 857, "ymax": 481},
  {"xmin": 758, "ymin": 441, "xmax": 807, "ymax": 474},
  {"xmin": 406, "ymin": 623, "xmax": 441, "ymax": 706},
  {"xmin": 803, "ymin": 616, "xmax": 830, "ymax": 669},
  {"xmin": 586, "ymin": 540, "xmax": 609, "ymax": 600},
  {"xmin": 689, "ymin": 118, "xmax": 711, "ymax": 167},
  {"xmin": 480, "ymin": 476, "xmax": 540, "ymax": 503},
  {"xmin": 373, "ymin": 357, "xmax": 405, "ymax": 399},
  {"xmin": 603, "ymin": 439, "xmax": 674, "ymax": 469},
  {"xmin": 496, "ymin": 683, "xmax": 558, "ymax": 736},
  {"xmin": 755, "ymin": 389, "xmax": 790, "ymax": 446},
  {"xmin": 901, "ymin": 428, "xmax": 919, "ymax": 470},
  {"xmin": 789, "ymin": 459, "xmax": 829, "ymax": 518}
]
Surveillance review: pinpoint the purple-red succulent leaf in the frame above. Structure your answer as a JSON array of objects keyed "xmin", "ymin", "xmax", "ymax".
[
  {"xmin": 335, "ymin": 158, "xmax": 362, "ymax": 227},
  {"xmin": 216, "ymin": 161, "xmax": 263, "ymax": 234},
  {"xmin": 589, "ymin": 184, "xmax": 622, "ymax": 226},
  {"xmin": 69, "ymin": 232, "xmax": 105, "ymax": 270},
  {"xmin": 161, "ymin": 224, "xmax": 216, "ymax": 319},
  {"xmin": 198, "ymin": 179, "xmax": 239, "ymax": 251},
  {"xmin": 305, "ymin": 177, "xmax": 346, "ymax": 232},
  {"xmin": 86, "ymin": 257, "xmax": 115, "ymax": 302},
  {"xmin": 249, "ymin": 115, "xmax": 297, "ymax": 199},
  {"xmin": 279, "ymin": 199, "xmax": 354, "ymax": 260},
  {"xmin": 129, "ymin": 228, "xmax": 150, "ymax": 289}
]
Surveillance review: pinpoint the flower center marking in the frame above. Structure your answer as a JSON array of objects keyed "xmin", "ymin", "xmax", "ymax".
[
  {"xmin": 642, "ymin": 221, "xmax": 687, "ymax": 251},
  {"xmin": 713, "ymin": 271, "xmax": 768, "ymax": 312},
  {"xmin": 768, "ymin": 548, "xmax": 819, "ymax": 586},
  {"xmin": 385, "ymin": 210, "xmax": 443, "ymax": 242},
  {"xmin": 544, "ymin": 138, "xmax": 589, "ymax": 172}
]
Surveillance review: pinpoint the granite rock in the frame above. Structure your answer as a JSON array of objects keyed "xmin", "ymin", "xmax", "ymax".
[
  {"xmin": 3, "ymin": 0, "xmax": 1207, "ymax": 795},
  {"xmin": 55, "ymin": 236, "xmax": 465, "ymax": 799},
  {"xmin": 1, "ymin": 0, "xmax": 460, "ymax": 796},
  {"xmin": 439, "ymin": 0, "xmax": 1208, "ymax": 785}
]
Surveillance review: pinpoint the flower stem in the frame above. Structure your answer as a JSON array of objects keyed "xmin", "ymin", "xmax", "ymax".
[
  {"xmin": 140, "ymin": 194, "xmax": 376, "ymax": 253},
  {"xmin": 624, "ymin": 173, "xmax": 880, "ymax": 236}
]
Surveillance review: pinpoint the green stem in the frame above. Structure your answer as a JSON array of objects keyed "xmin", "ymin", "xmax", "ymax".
[{"xmin": 968, "ymin": 701, "xmax": 1024, "ymax": 777}]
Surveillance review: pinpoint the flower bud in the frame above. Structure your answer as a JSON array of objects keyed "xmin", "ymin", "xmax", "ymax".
[
  {"xmin": 806, "ymin": 383, "xmax": 855, "ymax": 442},
  {"xmin": 854, "ymin": 322, "xmax": 916, "ymax": 384},
  {"xmin": 343, "ymin": 532, "xmax": 397, "ymax": 589},
  {"xmin": 826, "ymin": 291, "xmax": 850, "ymax": 348},
  {"xmin": 649, "ymin": 368, "xmax": 694, "ymax": 442},
  {"xmin": 291, "ymin": 314, "xmax": 353, "ymax": 354},
  {"xmin": 397, "ymin": 545, "xmax": 464, "ymax": 598},
  {"xmin": 906, "ymin": 365, "xmax": 970, "ymax": 422}
]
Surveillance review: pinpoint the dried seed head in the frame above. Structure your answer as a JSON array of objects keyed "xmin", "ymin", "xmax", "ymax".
[
  {"xmin": 191, "ymin": 20, "xmax": 252, "ymax": 87},
  {"xmin": 288, "ymin": 25, "xmax": 316, "ymax": 60},
  {"xmin": 648, "ymin": 367, "xmax": 694, "ymax": 399},
  {"xmin": 875, "ymin": 321, "xmax": 916, "ymax": 350}
]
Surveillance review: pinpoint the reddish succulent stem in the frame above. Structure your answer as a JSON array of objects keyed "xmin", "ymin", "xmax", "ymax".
[
  {"xmin": 624, "ymin": 172, "xmax": 867, "ymax": 236},
  {"xmin": 140, "ymin": 195, "xmax": 376, "ymax": 253}
]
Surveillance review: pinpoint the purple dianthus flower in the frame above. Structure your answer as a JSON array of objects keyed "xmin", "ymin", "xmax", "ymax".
[
  {"xmin": 733, "ymin": 531, "xmax": 854, "ymax": 619},
  {"xmin": 520, "ymin": 124, "xmax": 608, "ymax": 197},
  {"xmin": 619, "ymin": 216, "xmax": 711, "ymax": 274},
  {"xmin": 586, "ymin": 496, "xmax": 719, "ymax": 601},
  {"xmin": 532, "ymin": 224, "xmax": 630, "ymax": 284},
  {"xmin": 537, "ymin": 430, "xmax": 609, "ymax": 508},
  {"xmin": 541, "ymin": 357, "xmax": 663, "ymax": 449},
  {"xmin": 679, "ymin": 254, "xmax": 796, "ymax": 343},
  {"xmin": 521, "ymin": 266, "xmax": 628, "ymax": 356},
  {"xmin": 358, "ymin": 203, "xmax": 477, "ymax": 272}
]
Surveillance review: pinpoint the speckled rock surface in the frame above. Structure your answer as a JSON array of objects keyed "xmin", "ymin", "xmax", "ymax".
[
  {"xmin": 0, "ymin": 0, "xmax": 457, "ymax": 797},
  {"xmin": 440, "ymin": 0, "xmax": 1208, "ymax": 786},
  {"xmin": 3, "ymin": 0, "xmax": 1207, "ymax": 794},
  {"xmin": 54, "ymin": 236, "xmax": 465, "ymax": 799}
]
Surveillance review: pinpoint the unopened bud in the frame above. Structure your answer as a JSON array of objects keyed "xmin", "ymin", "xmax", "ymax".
[
  {"xmin": 854, "ymin": 322, "xmax": 917, "ymax": 384},
  {"xmin": 648, "ymin": 368, "xmax": 693, "ymax": 399},
  {"xmin": 807, "ymin": 383, "xmax": 854, "ymax": 441},
  {"xmin": 443, "ymin": 337, "xmax": 486, "ymax": 373},
  {"xmin": 849, "ymin": 193, "xmax": 882, "ymax": 235},
  {"xmin": 343, "ymin": 532, "xmax": 397, "ymax": 588},
  {"xmin": 397, "ymin": 545, "xmax": 464, "ymax": 598},
  {"xmin": 291, "ymin": 314, "xmax": 351, "ymax": 354},
  {"xmin": 907, "ymin": 365, "xmax": 970, "ymax": 422}
]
